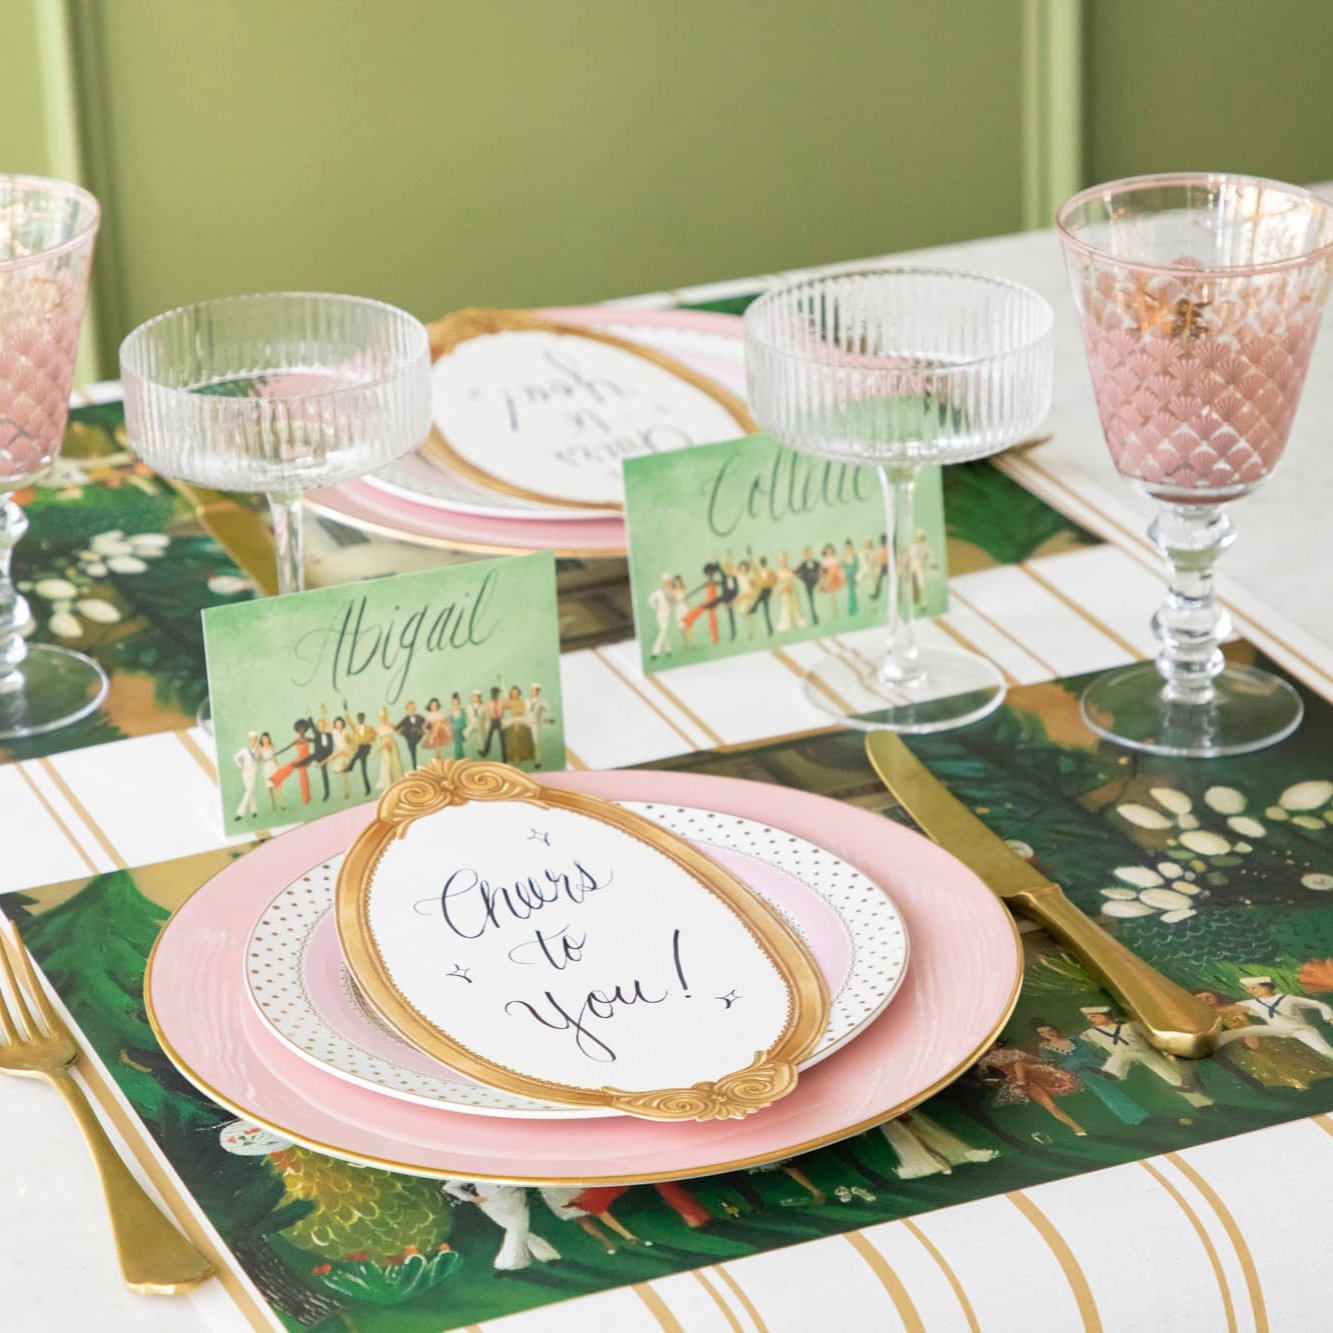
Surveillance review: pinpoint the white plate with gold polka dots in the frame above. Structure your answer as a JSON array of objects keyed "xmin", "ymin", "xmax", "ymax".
[{"xmin": 243, "ymin": 801, "xmax": 909, "ymax": 1119}]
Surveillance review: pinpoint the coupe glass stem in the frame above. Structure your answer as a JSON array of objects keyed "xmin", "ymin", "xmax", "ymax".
[
  {"xmin": 877, "ymin": 463, "xmax": 924, "ymax": 688},
  {"xmin": 0, "ymin": 495, "xmax": 32, "ymax": 694},
  {"xmin": 267, "ymin": 491, "xmax": 304, "ymax": 596},
  {"xmin": 1150, "ymin": 503, "xmax": 1235, "ymax": 706}
]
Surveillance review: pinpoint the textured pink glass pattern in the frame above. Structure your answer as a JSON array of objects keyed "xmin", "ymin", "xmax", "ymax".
[
  {"xmin": 1072, "ymin": 259, "xmax": 1327, "ymax": 502},
  {"xmin": 0, "ymin": 303, "xmax": 85, "ymax": 484}
]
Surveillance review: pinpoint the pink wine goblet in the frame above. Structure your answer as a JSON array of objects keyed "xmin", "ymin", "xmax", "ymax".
[
  {"xmin": 0, "ymin": 175, "xmax": 102, "ymax": 741},
  {"xmin": 1058, "ymin": 173, "xmax": 1333, "ymax": 757}
]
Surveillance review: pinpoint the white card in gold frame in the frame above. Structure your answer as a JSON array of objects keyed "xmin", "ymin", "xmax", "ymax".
[
  {"xmin": 421, "ymin": 308, "xmax": 755, "ymax": 511},
  {"xmin": 335, "ymin": 761, "xmax": 829, "ymax": 1121}
]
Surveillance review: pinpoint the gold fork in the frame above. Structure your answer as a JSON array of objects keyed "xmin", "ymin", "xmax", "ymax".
[{"xmin": 0, "ymin": 922, "xmax": 214, "ymax": 1295}]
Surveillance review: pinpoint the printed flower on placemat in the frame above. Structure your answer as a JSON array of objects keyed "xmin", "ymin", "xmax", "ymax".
[
  {"xmin": 1100, "ymin": 780, "xmax": 1333, "ymax": 924},
  {"xmin": 18, "ymin": 528, "xmax": 168, "ymax": 639}
]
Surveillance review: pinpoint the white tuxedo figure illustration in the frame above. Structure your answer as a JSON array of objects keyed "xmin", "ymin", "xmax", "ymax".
[
  {"xmin": 1239, "ymin": 991, "xmax": 1333, "ymax": 1059},
  {"xmin": 649, "ymin": 579, "xmax": 673, "ymax": 658},
  {"xmin": 1080, "ymin": 1018, "xmax": 1212, "ymax": 1107},
  {"xmin": 233, "ymin": 734, "xmax": 260, "ymax": 819},
  {"xmin": 442, "ymin": 1182, "xmax": 559, "ymax": 1270}
]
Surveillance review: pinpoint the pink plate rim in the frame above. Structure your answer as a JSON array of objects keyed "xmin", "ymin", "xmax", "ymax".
[{"xmin": 145, "ymin": 768, "xmax": 1021, "ymax": 1184}]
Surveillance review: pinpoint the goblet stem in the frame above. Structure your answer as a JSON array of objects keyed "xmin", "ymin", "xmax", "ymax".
[
  {"xmin": 267, "ymin": 491, "xmax": 305, "ymax": 596},
  {"xmin": 0, "ymin": 495, "xmax": 33, "ymax": 694},
  {"xmin": 877, "ymin": 463, "xmax": 924, "ymax": 688},
  {"xmin": 1150, "ymin": 504, "xmax": 1235, "ymax": 706}
]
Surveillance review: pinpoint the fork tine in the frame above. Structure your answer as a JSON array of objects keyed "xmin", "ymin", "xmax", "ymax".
[
  {"xmin": 4, "ymin": 922, "xmax": 62, "ymax": 1037},
  {"xmin": 0, "ymin": 922, "xmax": 36, "ymax": 1042}
]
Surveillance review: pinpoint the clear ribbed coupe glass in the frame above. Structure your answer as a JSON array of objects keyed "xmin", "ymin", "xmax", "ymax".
[
  {"xmin": 120, "ymin": 292, "xmax": 431, "ymax": 596},
  {"xmin": 1058, "ymin": 174, "xmax": 1333, "ymax": 757},
  {"xmin": 0, "ymin": 175, "xmax": 101, "ymax": 740},
  {"xmin": 745, "ymin": 266, "xmax": 1053, "ymax": 732}
]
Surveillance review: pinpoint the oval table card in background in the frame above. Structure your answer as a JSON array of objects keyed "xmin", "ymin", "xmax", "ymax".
[
  {"xmin": 422, "ymin": 308, "xmax": 755, "ymax": 510},
  {"xmin": 335, "ymin": 761, "xmax": 828, "ymax": 1120}
]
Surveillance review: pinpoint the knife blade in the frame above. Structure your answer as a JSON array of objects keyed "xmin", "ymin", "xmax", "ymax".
[
  {"xmin": 167, "ymin": 480, "xmax": 278, "ymax": 597},
  {"xmin": 865, "ymin": 732, "xmax": 1220, "ymax": 1058}
]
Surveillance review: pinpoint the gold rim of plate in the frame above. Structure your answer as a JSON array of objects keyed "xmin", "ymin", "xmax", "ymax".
[
  {"xmin": 419, "ymin": 307, "xmax": 757, "ymax": 513},
  {"xmin": 334, "ymin": 761, "xmax": 829, "ymax": 1121}
]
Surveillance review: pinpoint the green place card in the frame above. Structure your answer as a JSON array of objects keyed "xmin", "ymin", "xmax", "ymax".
[
  {"xmin": 202, "ymin": 554, "xmax": 564, "ymax": 833},
  {"xmin": 623, "ymin": 435, "xmax": 947, "ymax": 673}
]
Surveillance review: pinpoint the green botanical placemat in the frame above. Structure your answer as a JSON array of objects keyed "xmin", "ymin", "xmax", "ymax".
[{"xmin": 8, "ymin": 648, "xmax": 1333, "ymax": 1330}]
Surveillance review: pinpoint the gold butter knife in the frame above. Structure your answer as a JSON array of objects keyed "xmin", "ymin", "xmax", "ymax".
[
  {"xmin": 865, "ymin": 732, "xmax": 1221, "ymax": 1058},
  {"xmin": 166, "ymin": 479, "xmax": 278, "ymax": 597}
]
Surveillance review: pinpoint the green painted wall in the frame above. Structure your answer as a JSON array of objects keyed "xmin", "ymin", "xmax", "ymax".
[
  {"xmin": 74, "ymin": 0, "xmax": 1024, "ymax": 363},
  {"xmin": 1085, "ymin": 0, "xmax": 1333, "ymax": 184},
  {"xmin": 0, "ymin": 2, "xmax": 51, "ymax": 173},
  {"xmin": 7, "ymin": 1, "xmax": 1333, "ymax": 376}
]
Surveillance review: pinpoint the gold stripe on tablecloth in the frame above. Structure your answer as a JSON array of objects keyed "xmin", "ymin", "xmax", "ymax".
[
  {"xmin": 1019, "ymin": 561, "xmax": 1143, "ymax": 659},
  {"xmin": 1167, "ymin": 1153, "xmax": 1268, "ymax": 1333},
  {"xmin": 947, "ymin": 586, "xmax": 1061, "ymax": 678},
  {"xmin": 689, "ymin": 1268, "xmax": 745, "ymax": 1332},
  {"xmin": 15, "ymin": 764, "xmax": 98, "ymax": 875},
  {"xmin": 1138, "ymin": 1161, "xmax": 1238, "ymax": 1333},
  {"xmin": 175, "ymin": 729, "xmax": 219, "ymax": 784},
  {"xmin": 36, "ymin": 757, "xmax": 127, "ymax": 869},
  {"xmin": 633, "ymin": 1281, "xmax": 685, "ymax": 1331},
  {"xmin": 712, "ymin": 1264, "xmax": 768, "ymax": 1331},
  {"xmin": 591, "ymin": 648, "xmax": 703, "ymax": 749},
  {"xmin": 843, "ymin": 1230, "xmax": 925, "ymax": 1332},
  {"xmin": 1007, "ymin": 1192, "xmax": 1103, "ymax": 1332},
  {"xmin": 900, "ymin": 1218, "xmax": 981, "ymax": 1333}
]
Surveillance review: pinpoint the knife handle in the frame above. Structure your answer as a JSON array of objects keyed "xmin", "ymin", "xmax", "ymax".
[{"xmin": 1015, "ymin": 885, "xmax": 1221, "ymax": 1058}]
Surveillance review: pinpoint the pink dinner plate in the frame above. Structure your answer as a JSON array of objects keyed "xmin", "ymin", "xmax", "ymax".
[
  {"xmin": 307, "ymin": 306, "xmax": 746, "ymax": 555},
  {"xmin": 146, "ymin": 769, "xmax": 1020, "ymax": 1184}
]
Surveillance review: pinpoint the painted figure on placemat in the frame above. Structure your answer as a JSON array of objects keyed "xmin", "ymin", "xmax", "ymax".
[
  {"xmin": 477, "ymin": 686, "xmax": 506, "ymax": 758},
  {"xmin": 396, "ymin": 701, "xmax": 426, "ymax": 769},
  {"xmin": 422, "ymin": 697, "xmax": 451, "ymax": 762},
  {"xmin": 1194, "ymin": 989, "xmax": 1333, "ymax": 1090},
  {"xmin": 442, "ymin": 1181, "xmax": 559, "ymax": 1271},
  {"xmin": 1079, "ymin": 1006, "xmax": 1213, "ymax": 1109},
  {"xmin": 976, "ymin": 1039, "xmax": 1087, "ymax": 1136},
  {"xmin": 374, "ymin": 706, "xmax": 404, "ymax": 792},
  {"xmin": 649, "ymin": 573, "xmax": 674, "ymax": 658},
  {"xmin": 448, "ymin": 693, "xmax": 467, "ymax": 759},
  {"xmin": 233, "ymin": 731, "xmax": 261, "ymax": 821},
  {"xmin": 1032, "ymin": 1019, "xmax": 1150, "ymax": 1125},
  {"xmin": 539, "ymin": 1186, "xmax": 652, "ymax": 1254},
  {"xmin": 877, "ymin": 1110, "xmax": 1000, "ymax": 1177},
  {"xmin": 503, "ymin": 685, "xmax": 536, "ymax": 765},
  {"xmin": 344, "ymin": 709, "xmax": 375, "ymax": 797},
  {"xmin": 1238, "ymin": 977, "xmax": 1333, "ymax": 1059},
  {"xmin": 796, "ymin": 546, "xmax": 822, "ymax": 624}
]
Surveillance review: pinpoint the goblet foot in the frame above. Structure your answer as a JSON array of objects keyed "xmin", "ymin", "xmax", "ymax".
[
  {"xmin": 1081, "ymin": 662, "xmax": 1302, "ymax": 758},
  {"xmin": 802, "ymin": 643, "xmax": 1006, "ymax": 733},
  {"xmin": 0, "ymin": 645, "xmax": 108, "ymax": 741}
]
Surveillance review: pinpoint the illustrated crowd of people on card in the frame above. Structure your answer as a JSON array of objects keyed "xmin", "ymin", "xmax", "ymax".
[
  {"xmin": 229, "ymin": 683, "xmax": 557, "ymax": 819},
  {"xmin": 646, "ymin": 530, "xmax": 937, "ymax": 659}
]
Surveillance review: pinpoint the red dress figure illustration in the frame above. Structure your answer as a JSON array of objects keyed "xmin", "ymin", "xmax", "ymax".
[
  {"xmin": 682, "ymin": 565, "xmax": 722, "ymax": 644},
  {"xmin": 269, "ymin": 720, "xmax": 313, "ymax": 806},
  {"xmin": 571, "ymin": 1183, "xmax": 711, "ymax": 1230}
]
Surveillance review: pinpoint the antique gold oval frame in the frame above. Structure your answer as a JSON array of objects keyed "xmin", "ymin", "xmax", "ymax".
[
  {"xmin": 334, "ymin": 760, "xmax": 828, "ymax": 1121},
  {"xmin": 420, "ymin": 307, "xmax": 757, "ymax": 513}
]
